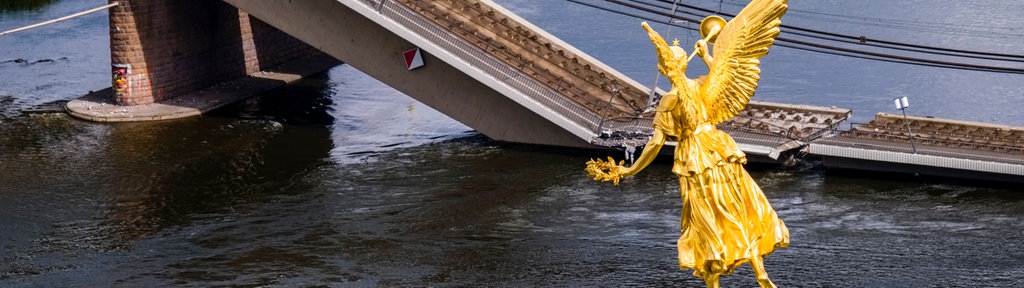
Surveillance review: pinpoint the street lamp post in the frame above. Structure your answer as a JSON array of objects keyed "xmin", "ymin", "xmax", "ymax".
[{"xmin": 894, "ymin": 96, "xmax": 917, "ymax": 154}]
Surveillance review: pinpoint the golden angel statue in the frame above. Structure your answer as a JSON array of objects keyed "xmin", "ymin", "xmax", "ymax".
[{"xmin": 586, "ymin": 0, "xmax": 790, "ymax": 287}]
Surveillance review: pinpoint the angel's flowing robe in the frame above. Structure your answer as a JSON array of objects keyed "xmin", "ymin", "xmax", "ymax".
[{"xmin": 654, "ymin": 91, "xmax": 790, "ymax": 278}]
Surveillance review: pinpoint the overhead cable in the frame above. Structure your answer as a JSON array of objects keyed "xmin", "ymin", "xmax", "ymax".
[
  {"xmin": 643, "ymin": 0, "xmax": 1024, "ymax": 61},
  {"xmin": 587, "ymin": 0, "xmax": 1024, "ymax": 74},
  {"xmin": 622, "ymin": 0, "xmax": 1024, "ymax": 63}
]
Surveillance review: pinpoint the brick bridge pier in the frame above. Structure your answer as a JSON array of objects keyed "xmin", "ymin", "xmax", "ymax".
[{"xmin": 67, "ymin": 0, "xmax": 339, "ymax": 121}]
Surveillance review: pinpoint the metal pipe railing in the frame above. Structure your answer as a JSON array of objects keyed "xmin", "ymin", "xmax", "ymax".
[{"xmin": 840, "ymin": 129, "xmax": 1024, "ymax": 157}]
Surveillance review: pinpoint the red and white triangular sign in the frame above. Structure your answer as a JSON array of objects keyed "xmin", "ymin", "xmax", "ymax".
[{"xmin": 403, "ymin": 48, "xmax": 424, "ymax": 70}]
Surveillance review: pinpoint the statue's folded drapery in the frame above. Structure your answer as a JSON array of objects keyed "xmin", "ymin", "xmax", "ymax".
[{"xmin": 669, "ymin": 123, "xmax": 790, "ymax": 278}]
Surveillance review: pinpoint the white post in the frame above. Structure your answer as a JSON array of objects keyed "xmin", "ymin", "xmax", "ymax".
[{"xmin": 894, "ymin": 96, "xmax": 917, "ymax": 154}]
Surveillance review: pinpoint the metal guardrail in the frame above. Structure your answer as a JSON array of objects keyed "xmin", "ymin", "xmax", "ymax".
[
  {"xmin": 810, "ymin": 142, "xmax": 1024, "ymax": 177},
  {"xmin": 358, "ymin": 0, "xmax": 604, "ymax": 135},
  {"xmin": 840, "ymin": 129, "xmax": 1024, "ymax": 157}
]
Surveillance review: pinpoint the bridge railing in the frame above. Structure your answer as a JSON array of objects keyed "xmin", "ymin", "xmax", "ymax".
[
  {"xmin": 358, "ymin": 0, "xmax": 604, "ymax": 136},
  {"xmin": 840, "ymin": 127, "xmax": 1024, "ymax": 157}
]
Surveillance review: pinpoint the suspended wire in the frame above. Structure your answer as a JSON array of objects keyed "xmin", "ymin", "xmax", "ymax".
[
  {"xmin": 638, "ymin": 0, "xmax": 1024, "ymax": 60},
  {"xmin": 573, "ymin": 0, "xmax": 1011, "ymax": 73},
  {"xmin": 641, "ymin": 0, "xmax": 1024, "ymax": 61},
  {"xmin": 646, "ymin": 0, "xmax": 683, "ymax": 105},
  {"xmin": 569, "ymin": 0, "xmax": 1023, "ymax": 73},
  {"xmin": 624, "ymin": 0, "xmax": 1024, "ymax": 63},
  {"xmin": 589, "ymin": 0, "xmax": 1024, "ymax": 74},
  {"xmin": 703, "ymin": 0, "xmax": 1024, "ymax": 39}
]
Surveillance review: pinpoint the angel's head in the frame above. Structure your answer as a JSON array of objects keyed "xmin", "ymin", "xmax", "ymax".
[
  {"xmin": 662, "ymin": 39, "xmax": 689, "ymax": 79},
  {"xmin": 670, "ymin": 39, "xmax": 687, "ymax": 60}
]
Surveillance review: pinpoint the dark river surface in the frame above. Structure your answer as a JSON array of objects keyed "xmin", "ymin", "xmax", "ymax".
[{"xmin": 2, "ymin": 0, "xmax": 1024, "ymax": 287}]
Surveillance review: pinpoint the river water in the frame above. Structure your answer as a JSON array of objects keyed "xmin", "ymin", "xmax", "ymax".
[{"xmin": 1, "ymin": 0, "xmax": 1023, "ymax": 287}]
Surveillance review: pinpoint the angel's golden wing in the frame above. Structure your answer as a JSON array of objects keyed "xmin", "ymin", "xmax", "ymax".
[{"xmin": 698, "ymin": 0, "xmax": 788, "ymax": 124}]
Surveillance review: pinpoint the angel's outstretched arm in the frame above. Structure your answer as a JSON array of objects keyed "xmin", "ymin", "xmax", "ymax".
[
  {"xmin": 620, "ymin": 129, "xmax": 666, "ymax": 177},
  {"xmin": 695, "ymin": 39, "xmax": 714, "ymax": 69},
  {"xmin": 585, "ymin": 129, "xmax": 665, "ymax": 185}
]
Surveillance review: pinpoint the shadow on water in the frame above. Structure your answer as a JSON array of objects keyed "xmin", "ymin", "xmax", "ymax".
[
  {"xmin": 207, "ymin": 72, "xmax": 336, "ymax": 127},
  {"xmin": 99, "ymin": 71, "xmax": 336, "ymax": 242},
  {"xmin": 822, "ymin": 165, "xmax": 1024, "ymax": 190},
  {"xmin": 0, "ymin": 0, "xmax": 57, "ymax": 12},
  {"xmin": 0, "ymin": 72, "xmax": 336, "ymax": 284}
]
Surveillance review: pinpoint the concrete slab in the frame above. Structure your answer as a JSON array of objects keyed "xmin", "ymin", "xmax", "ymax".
[{"xmin": 66, "ymin": 54, "xmax": 341, "ymax": 122}]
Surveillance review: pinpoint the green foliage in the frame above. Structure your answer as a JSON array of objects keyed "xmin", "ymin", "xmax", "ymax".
[{"xmin": 0, "ymin": 0, "xmax": 59, "ymax": 12}]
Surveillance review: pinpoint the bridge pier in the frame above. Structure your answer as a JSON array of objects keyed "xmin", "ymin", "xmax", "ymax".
[
  {"xmin": 107, "ymin": 0, "xmax": 321, "ymax": 105},
  {"xmin": 68, "ymin": 0, "xmax": 336, "ymax": 121}
]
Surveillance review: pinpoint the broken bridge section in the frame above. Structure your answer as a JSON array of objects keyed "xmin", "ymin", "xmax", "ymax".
[{"xmin": 222, "ymin": 0, "xmax": 659, "ymax": 148}]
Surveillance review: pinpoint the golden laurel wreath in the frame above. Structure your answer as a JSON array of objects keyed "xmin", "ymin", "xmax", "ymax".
[{"xmin": 585, "ymin": 156, "xmax": 625, "ymax": 186}]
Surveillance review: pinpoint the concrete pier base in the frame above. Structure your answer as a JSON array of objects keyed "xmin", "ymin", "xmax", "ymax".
[{"xmin": 67, "ymin": 54, "xmax": 340, "ymax": 122}]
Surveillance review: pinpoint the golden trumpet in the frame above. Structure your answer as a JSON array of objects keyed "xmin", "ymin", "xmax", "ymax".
[
  {"xmin": 699, "ymin": 15, "xmax": 726, "ymax": 44},
  {"xmin": 687, "ymin": 15, "xmax": 727, "ymax": 62}
]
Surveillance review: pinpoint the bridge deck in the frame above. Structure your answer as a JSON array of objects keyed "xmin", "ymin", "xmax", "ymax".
[
  {"xmin": 816, "ymin": 136, "xmax": 1024, "ymax": 166},
  {"xmin": 812, "ymin": 113, "xmax": 1024, "ymax": 181},
  {"xmin": 393, "ymin": 0, "xmax": 649, "ymax": 121},
  {"xmin": 844, "ymin": 112, "xmax": 1024, "ymax": 155}
]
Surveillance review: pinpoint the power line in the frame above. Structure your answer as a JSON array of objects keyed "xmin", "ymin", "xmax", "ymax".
[
  {"xmin": 586, "ymin": 0, "xmax": 1024, "ymax": 74},
  {"xmin": 704, "ymin": 0, "xmax": 1024, "ymax": 39},
  {"xmin": 641, "ymin": 0, "xmax": 1024, "ymax": 61},
  {"xmin": 624, "ymin": 0, "xmax": 1024, "ymax": 63}
]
